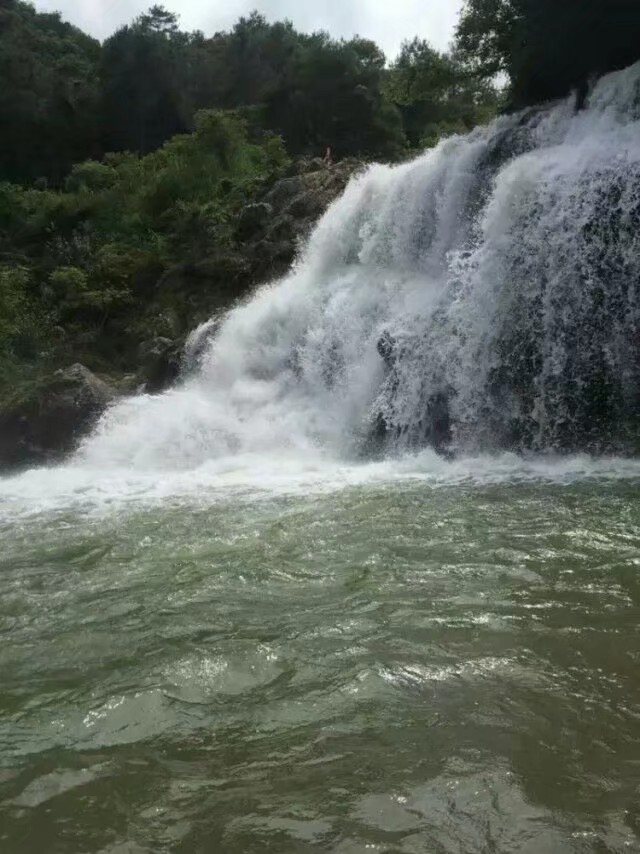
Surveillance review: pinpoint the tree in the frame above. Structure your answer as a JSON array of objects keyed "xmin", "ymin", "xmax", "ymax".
[
  {"xmin": 99, "ymin": 6, "xmax": 192, "ymax": 154},
  {"xmin": 385, "ymin": 39, "xmax": 499, "ymax": 147},
  {"xmin": 456, "ymin": 0, "xmax": 640, "ymax": 108},
  {"xmin": 263, "ymin": 32, "xmax": 406, "ymax": 158},
  {"xmin": 138, "ymin": 5, "xmax": 179, "ymax": 34},
  {"xmin": 0, "ymin": 1, "xmax": 100, "ymax": 184}
]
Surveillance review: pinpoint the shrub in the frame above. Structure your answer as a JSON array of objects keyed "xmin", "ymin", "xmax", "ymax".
[{"xmin": 65, "ymin": 161, "xmax": 118, "ymax": 193}]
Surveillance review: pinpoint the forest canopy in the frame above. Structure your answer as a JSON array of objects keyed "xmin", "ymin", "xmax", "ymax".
[
  {"xmin": 3, "ymin": 0, "xmax": 638, "ymax": 186},
  {"xmin": 1, "ymin": 1, "xmax": 500, "ymax": 185}
]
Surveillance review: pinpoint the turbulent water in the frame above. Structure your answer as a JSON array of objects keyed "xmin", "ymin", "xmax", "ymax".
[{"xmin": 2, "ymin": 65, "xmax": 640, "ymax": 853}]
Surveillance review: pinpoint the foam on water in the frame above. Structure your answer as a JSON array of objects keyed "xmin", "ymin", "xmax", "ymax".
[{"xmin": 2, "ymin": 451, "xmax": 640, "ymax": 521}]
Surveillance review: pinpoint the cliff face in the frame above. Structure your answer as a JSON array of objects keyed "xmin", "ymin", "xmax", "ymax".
[
  {"xmin": 152, "ymin": 158, "xmax": 364, "ymax": 331},
  {"xmin": 0, "ymin": 158, "xmax": 364, "ymax": 472}
]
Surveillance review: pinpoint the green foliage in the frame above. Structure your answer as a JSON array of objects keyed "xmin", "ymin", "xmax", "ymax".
[
  {"xmin": 50, "ymin": 265, "xmax": 88, "ymax": 297},
  {"xmin": 0, "ymin": 1, "xmax": 100, "ymax": 185},
  {"xmin": 0, "ymin": 265, "xmax": 44, "ymax": 359},
  {"xmin": 99, "ymin": 6, "xmax": 192, "ymax": 155},
  {"xmin": 4, "ymin": 0, "xmax": 637, "ymax": 189},
  {"xmin": 97, "ymin": 8, "xmax": 409, "ymax": 161},
  {"xmin": 456, "ymin": 0, "xmax": 640, "ymax": 108},
  {"xmin": 0, "ymin": 267, "xmax": 29, "ymax": 343},
  {"xmin": 385, "ymin": 38, "xmax": 500, "ymax": 148},
  {"xmin": 262, "ymin": 30, "xmax": 407, "ymax": 159},
  {"xmin": 193, "ymin": 110, "xmax": 246, "ymax": 168},
  {"xmin": 138, "ymin": 5, "xmax": 179, "ymax": 34},
  {"xmin": 48, "ymin": 264, "xmax": 130, "ymax": 321},
  {"xmin": 0, "ymin": 2, "xmax": 509, "ymax": 183},
  {"xmin": 0, "ymin": 109, "xmax": 291, "ymax": 374},
  {"xmin": 65, "ymin": 162, "xmax": 118, "ymax": 193}
]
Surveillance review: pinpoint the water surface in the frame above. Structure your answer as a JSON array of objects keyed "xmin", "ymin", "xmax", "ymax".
[{"xmin": 2, "ymin": 456, "xmax": 639, "ymax": 852}]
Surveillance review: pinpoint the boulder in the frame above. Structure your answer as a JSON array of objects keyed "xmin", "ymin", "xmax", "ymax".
[
  {"xmin": 137, "ymin": 337, "xmax": 181, "ymax": 394},
  {"xmin": 0, "ymin": 364, "xmax": 116, "ymax": 471},
  {"xmin": 266, "ymin": 159, "xmax": 363, "ymax": 215},
  {"xmin": 263, "ymin": 158, "xmax": 364, "ymax": 250},
  {"xmin": 235, "ymin": 202, "xmax": 273, "ymax": 242}
]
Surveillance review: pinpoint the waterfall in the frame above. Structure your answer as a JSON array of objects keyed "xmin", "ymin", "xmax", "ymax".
[{"xmin": 80, "ymin": 62, "xmax": 640, "ymax": 471}]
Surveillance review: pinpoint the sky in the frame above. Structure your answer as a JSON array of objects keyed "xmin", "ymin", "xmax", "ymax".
[{"xmin": 33, "ymin": 0, "xmax": 464, "ymax": 58}]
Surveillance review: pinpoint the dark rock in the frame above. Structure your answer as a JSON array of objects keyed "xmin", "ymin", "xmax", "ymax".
[
  {"xmin": 377, "ymin": 331, "xmax": 397, "ymax": 369},
  {"xmin": 138, "ymin": 337, "xmax": 181, "ymax": 394},
  {"xmin": 265, "ymin": 159, "xmax": 364, "ymax": 230},
  {"xmin": 0, "ymin": 364, "xmax": 116, "ymax": 471},
  {"xmin": 297, "ymin": 157, "xmax": 326, "ymax": 174},
  {"xmin": 155, "ymin": 254, "xmax": 252, "ymax": 330},
  {"xmin": 424, "ymin": 390, "xmax": 453, "ymax": 454},
  {"xmin": 263, "ymin": 214, "xmax": 297, "ymax": 244},
  {"xmin": 112, "ymin": 374, "xmax": 140, "ymax": 395},
  {"xmin": 257, "ymin": 160, "xmax": 364, "ymax": 268},
  {"xmin": 285, "ymin": 192, "xmax": 327, "ymax": 220},
  {"xmin": 235, "ymin": 202, "xmax": 273, "ymax": 242},
  {"xmin": 250, "ymin": 238, "xmax": 297, "ymax": 271},
  {"xmin": 157, "ymin": 254, "xmax": 250, "ymax": 296}
]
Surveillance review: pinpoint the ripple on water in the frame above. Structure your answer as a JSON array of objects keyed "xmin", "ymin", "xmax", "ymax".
[{"xmin": 1, "ymin": 472, "xmax": 640, "ymax": 851}]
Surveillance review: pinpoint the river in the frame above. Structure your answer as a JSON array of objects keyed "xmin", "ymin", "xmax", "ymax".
[{"xmin": 2, "ymin": 456, "xmax": 640, "ymax": 851}]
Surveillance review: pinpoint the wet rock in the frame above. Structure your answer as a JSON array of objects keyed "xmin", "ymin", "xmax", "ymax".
[
  {"xmin": 155, "ymin": 254, "xmax": 251, "ymax": 329},
  {"xmin": 265, "ymin": 159, "xmax": 364, "ymax": 240},
  {"xmin": 370, "ymin": 329, "xmax": 454, "ymax": 456},
  {"xmin": 0, "ymin": 364, "xmax": 116, "ymax": 471},
  {"xmin": 138, "ymin": 337, "xmax": 181, "ymax": 394},
  {"xmin": 377, "ymin": 330, "xmax": 397, "ymax": 369},
  {"xmin": 285, "ymin": 191, "xmax": 327, "ymax": 220},
  {"xmin": 250, "ymin": 238, "xmax": 297, "ymax": 272},
  {"xmin": 424, "ymin": 389, "xmax": 453, "ymax": 455},
  {"xmin": 262, "ymin": 214, "xmax": 297, "ymax": 245},
  {"xmin": 235, "ymin": 202, "xmax": 273, "ymax": 242}
]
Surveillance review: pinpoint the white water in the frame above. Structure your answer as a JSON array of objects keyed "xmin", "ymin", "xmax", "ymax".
[{"xmin": 2, "ymin": 64, "xmax": 640, "ymax": 515}]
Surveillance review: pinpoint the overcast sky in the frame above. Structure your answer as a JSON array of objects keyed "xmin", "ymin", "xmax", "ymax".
[{"xmin": 33, "ymin": 0, "xmax": 463, "ymax": 58}]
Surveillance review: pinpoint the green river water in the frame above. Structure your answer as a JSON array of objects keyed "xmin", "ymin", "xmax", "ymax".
[{"xmin": 1, "ymin": 458, "xmax": 640, "ymax": 852}]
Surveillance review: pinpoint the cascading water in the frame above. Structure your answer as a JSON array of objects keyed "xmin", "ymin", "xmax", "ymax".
[{"xmin": 73, "ymin": 63, "xmax": 640, "ymax": 471}]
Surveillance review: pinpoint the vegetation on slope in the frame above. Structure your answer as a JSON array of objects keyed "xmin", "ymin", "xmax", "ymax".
[{"xmin": 0, "ymin": 110, "xmax": 290, "ymax": 384}]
